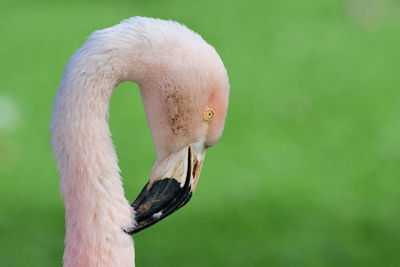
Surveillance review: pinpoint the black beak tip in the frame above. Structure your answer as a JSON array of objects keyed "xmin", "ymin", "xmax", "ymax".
[
  {"xmin": 125, "ymin": 177, "xmax": 192, "ymax": 235},
  {"xmin": 125, "ymin": 147, "xmax": 193, "ymax": 235}
]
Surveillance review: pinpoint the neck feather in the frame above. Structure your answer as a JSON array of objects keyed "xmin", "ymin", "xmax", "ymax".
[{"xmin": 50, "ymin": 23, "xmax": 144, "ymax": 267}]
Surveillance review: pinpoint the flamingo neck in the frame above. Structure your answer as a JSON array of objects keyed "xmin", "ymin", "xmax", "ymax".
[{"xmin": 50, "ymin": 25, "xmax": 141, "ymax": 267}]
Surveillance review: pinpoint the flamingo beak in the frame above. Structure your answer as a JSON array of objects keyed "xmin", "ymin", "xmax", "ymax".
[{"xmin": 125, "ymin": 144, "xmax": 206, "ymax": 235}]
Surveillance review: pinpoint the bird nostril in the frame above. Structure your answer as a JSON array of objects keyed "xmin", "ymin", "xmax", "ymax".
[{"xmin": 192, "ymin": 161, "xmax": 198, "ymax": 178}]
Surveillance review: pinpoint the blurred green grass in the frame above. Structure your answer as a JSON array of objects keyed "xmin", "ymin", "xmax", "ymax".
[{"xmin": 1, "ymin": 0, "xmax": 400, "ymax": 266}]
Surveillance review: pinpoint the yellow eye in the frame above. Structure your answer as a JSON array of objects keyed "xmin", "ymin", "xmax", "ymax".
[{"xmin": 205, "ymin": 108, "xmax": 215, "ymax": 120}]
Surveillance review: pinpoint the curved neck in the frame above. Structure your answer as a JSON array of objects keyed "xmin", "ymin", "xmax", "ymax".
[{"xmin": 50, "ymin": 26, "xmax": 142, "ymax": 267}]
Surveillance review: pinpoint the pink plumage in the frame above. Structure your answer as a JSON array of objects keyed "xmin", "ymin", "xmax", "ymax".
[{"xmin": 50, "ymin": 17, "xmax": 229, "ymax": 267}]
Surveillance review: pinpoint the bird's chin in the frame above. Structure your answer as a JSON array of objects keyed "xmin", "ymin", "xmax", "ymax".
[{"xmin": 124, "ymin": 144, "xmax": 206, "ymax": 235}]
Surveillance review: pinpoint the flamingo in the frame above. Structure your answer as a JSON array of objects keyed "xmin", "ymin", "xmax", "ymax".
[{"xmin": 50, "ymin": 17, "xmax": 229, "ymax": 266}]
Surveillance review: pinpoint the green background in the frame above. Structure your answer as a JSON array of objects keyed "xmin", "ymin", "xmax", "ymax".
[{"xmin": 1, "ymin": 0, "xmax": 399, "ymax": 266}]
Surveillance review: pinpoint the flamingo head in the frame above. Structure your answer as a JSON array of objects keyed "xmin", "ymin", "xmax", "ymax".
[{"xmin": 126, "ymin": 23, "xmax": 229, "ymax": 234}]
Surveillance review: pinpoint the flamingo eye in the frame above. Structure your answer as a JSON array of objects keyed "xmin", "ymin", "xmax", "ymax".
[{"xmin": 204, "ymin": 109, "xmax": 215, "ymax": 120}]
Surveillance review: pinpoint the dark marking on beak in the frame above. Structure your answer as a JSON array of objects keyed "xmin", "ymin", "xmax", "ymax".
[
  {"xmin": 125, "ymin": 147, "xmax": 193, "ymax": 235},
  {"xmin": 192, "ymin": 161, "xmax": 198, "ymax": 179}
]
